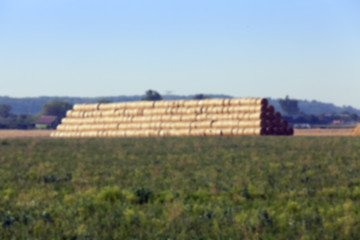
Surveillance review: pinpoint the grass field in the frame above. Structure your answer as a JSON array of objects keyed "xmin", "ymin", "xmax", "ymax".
[{"xmin": 1, "ymin": 136, "xmax": 360, "ymax": 239}]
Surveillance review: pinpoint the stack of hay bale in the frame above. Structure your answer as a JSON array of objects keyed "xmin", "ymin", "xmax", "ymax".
[
  {"xmin": 352, "ymin": 124, "xmax": 360, "ymax": 135},
  {"xmin": 50, "ymin": 98, "xmax": 293, "ymax": 138}
]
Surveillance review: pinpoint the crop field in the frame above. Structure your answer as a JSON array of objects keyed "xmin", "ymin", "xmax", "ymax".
[{"xmin": 1, "ymin": 136, "xmax": 360, "ymax": 239}]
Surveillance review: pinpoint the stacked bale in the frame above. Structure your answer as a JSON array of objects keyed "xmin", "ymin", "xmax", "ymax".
[{"xmin": 51, "ymin": 98, "xmax": 293, "ymax": 138}]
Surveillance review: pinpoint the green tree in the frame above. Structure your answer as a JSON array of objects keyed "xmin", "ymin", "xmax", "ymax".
[
  {"xmin": 41, "ymin": 100, "xmax": 73, "ymax": 119},
  {"xmin": 141, "ymin": 90, "xmax": 162, "ymax": 101},
  {"xmin": 279, "ymin": 96, "xmax": 300, "ymax": 115},
  {"xmin": 0, "ymin": 104, "xmax": 12, "ymax": 118},
  {"xmin": 97, "ymin": 98, "xmax": 113, "ymax": 104},
  {"xmin": 193, "ymin": 94, "xmax": 208, "ymax": 100}
]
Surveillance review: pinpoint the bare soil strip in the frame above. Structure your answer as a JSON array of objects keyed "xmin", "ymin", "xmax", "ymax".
[
  {"xmin": 294, "ymin": 128, "xmax": 352, "ymax": 136},
  {"xmin": 0, "ymin": 130, "xmax": 53, "ymax": 139}
]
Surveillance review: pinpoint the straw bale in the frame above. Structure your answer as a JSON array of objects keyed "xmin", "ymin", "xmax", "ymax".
[
  {"xmin": 73, "ymin": 103, "xmax": 99, "ymax": 111},
  {"xmin": 102, "ymin": 110, "xmax": 117, "ymax": 117},
  {"xmin": 175, "ymin": 100, "xmax": 185, "ymax": 108},
  {"xmin": 170, "ymin": 115, "xmax": 182, "ymax": 122},
  {"xmin": 193, "ymin": 121, "xmax": 214, "ymax": 129},
  {"xmin": 169, "ymin": 129, "xmax": 191, "ymax": 136},
  {"xmin": 98, "ymin": 131, "xmax": 108, "ymax": 137},
  {"xmin": 181, "ymin": 115, "xmax": 197, "ymax": 122},
  {"xmin": 200, "ymin": 99, "xmax": 224, "ymax": 107},
  {"xmin": 183, "ymin": 100, "xmax": 199, "ymax": 108},
  {"xmin": 124, "ymin": 109, "xmax": 143, "ymax": 116},
  {"xmin": 229, "ymin": 98, "xmax": 268, "ymax": 106},
  {"xmin": 152, "ymin": 116, "xmax": 163, "ymax": 122},
  {"xmin": 84, "ymin": 111, "xmax": 102, "ymax": 118},
  {"xmin": 66, "ymin": 111, "xmax": 85, "ymax": 118},
  {"xmin": 81, "ymin": 131, "xmax": 99, "ymax": 138},
  {"xmin": 127, "ymin": 101, "xmax": 154, "ymax": 109},
  {"xmin": 204, "ymin": 129, "xmax": 222, "ymax": 136},
  {"xmin": 113, "ymin": 102, "xmax": 128, "ymax": 109},
  {"xmin": 107, "ymin": 131, "xmax": 126, "ymax": 137},
  {"xmin": 159, "ymin": 130, "xmax": 170, "ymax": 136},
  {"xmin": 195, "ymin": 114, "xmax": 209, "ymax": 121},
  {"xmin": 223, "ymin": 99, "xmax": 231, "ymax": 106},
  {"xmin": 190, "ymin": 129, "xmax": 206, "ymax": 136},
  {"xmin": 143, "ymin": 130, "xmax": 160, "ymax": 137},
  {"xmin": 172, "ymin": 122, "xmax": 191, "ymax": 129},
  {"xmin": 98, "ymin": 103, "xmax": 118, "ymax": 111},
  {"xmin": 221, "ymin": 128, "xmax": 233, "ymax": 136},
  {"xmin": 143, "ymin": 108, "xmax": 167, "ymax": 116},
  {"xmin": 227, "ymin": 106, "xmax": 264, "ymax": 114},
  {"xmin": 160, "ymin": 115, "xmax": 173, "ymax": 122},
  {"xmin": 205, "ymin": 107, "xmax": 223, "ymax": 114}
]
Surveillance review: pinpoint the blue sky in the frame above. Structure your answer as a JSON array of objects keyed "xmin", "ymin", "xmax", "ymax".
[{"xmin": 1, "ymin": 0, "xmax": 360, "ymax": 107}]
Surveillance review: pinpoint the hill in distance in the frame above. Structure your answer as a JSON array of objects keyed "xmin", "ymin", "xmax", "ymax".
[{"xmin": 0, "ymin": 95, "xmax": 359, "ymax": 116}]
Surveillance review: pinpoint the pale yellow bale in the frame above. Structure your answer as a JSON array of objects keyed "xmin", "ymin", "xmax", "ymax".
[
  {"xmin": 190, "ymin": 129, "xmax": 206, "ymax": 136},
  {"xmin": 195, "ymin": 114, "xmax": 209, "ymax": 121},
  {"xmin": 204, "ymin": 129, "xmax": 222, "ymax": 136},
  {"xmin": 200, "ymin": 99, "xmax": 224, "ymax": 107},
  {"xmin": 73, "ymin": 103, "xmax": 99, "ymax": 111},
  {"xmin": 205, "ymin": 107, "xmax": 223, "ymax": 114},
  {"xmin": 113, "ymin": 102, "xmax": 128, "ymax": 109},
  {"xmin": 191, "ymin": 121, "xmax": 213, "ymax": 129},
  {"xmin": 221, "ymin": 128, "xmax": 233, "ymax": 136},
  {"xmin": 124, "ymin": 108, "xmax": 143, "ymax": 116},
  {"xmin": 151, "ymin": 116, "xmax": 163, "ymax": 122},
  {"xmin": 160, "ymin": 115, "xmax": 172, "ymax": 122},
  {"xmin": 98, "ymin": 103, "xmax": 118, "ymax": 111},
  {"xmin": 170, "ymin": 115, "xmax": 182, "ymax": 122},
  {"xmin": 181, "ymin": 115, "xmax": 197, "ymax": 122},
  {"xmin": 101, "ymin": 110, "xmax": 117, "ymax": 117},
  {"xmin": 66, "ymin": 111, "xmax": 85, "ymax": 118},
  {"xmin": 168, "ymin": 129, "xmax": 191, "ymax": 136},
  {"xmin": 183, "ymin": 100, "xmax": 199, "ymax": 108},
  {"xmin": 80, "ymin": 131, "xmax": 99, "ymax": 138},
  {"xmin": 229, "ymin": 98, "xmax": 267, "ymax": 106},
  {"xmin": 84, "ymin": 111, "xmax": 102, "ymax": 118},
  {"xmin": 107, "ymin": 131, "xmax": 126, "ymax": 137}
]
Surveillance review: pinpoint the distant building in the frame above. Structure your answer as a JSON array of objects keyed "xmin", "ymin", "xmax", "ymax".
[{"xmin": 35, "ymin": 116, "xmax": 58, "ymax": 129}]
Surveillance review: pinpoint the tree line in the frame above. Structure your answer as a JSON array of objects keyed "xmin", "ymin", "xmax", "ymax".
[{"xmin": 0, "ymin": 91, "xmax": 358, "ymax": 129}]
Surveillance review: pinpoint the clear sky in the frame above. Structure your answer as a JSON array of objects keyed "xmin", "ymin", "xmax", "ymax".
[{"xmin": 1, "ymin": 0, "xmax": 360, "ymax": 107}]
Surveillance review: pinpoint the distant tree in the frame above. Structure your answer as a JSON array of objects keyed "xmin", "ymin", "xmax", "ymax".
[
  {"xmin": 279, "ymin": 96, "xmax": 300, "ymax": 115},
  {"xmin": 41, "ymin": 100, "xmax": 73, "ymax": 119},
  {"xmin": 97, "ymin": 98, "xmax": 113, "ymax": 104},
  {"xmin": 193, "ymin": 94, "xmax": 208, "ymax": 100},
  {"xmin": 0, "ymin": 104, "xmax": 12, "ymax": 118},
  {"xmin": 141, "ymin": 90, "xmax": 162, "ymax": 101}
]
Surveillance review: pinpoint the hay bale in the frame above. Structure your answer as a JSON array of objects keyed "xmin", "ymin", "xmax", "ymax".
[{"xmin": 73, "ymin": 103, "xmax": 99, "ymax": 111}]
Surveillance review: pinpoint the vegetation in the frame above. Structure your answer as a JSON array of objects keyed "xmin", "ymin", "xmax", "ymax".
[
  {"xmin": 0, "ymin": 104, "xmax": 35, "ymax": 129},
  {"xmin": 41, "ymin": 100, "xmax": 73, "ymax": 119},
  {"xmin": 141, "ymin": 90, "xmax": 163, "ymax": 101},
  {"xmin": 1, "ymin": 136, "xmax": 360, "ymax": 239},
  {"xmin": 279, "ymin": 96, "xmax": 300, "ymax": 115}
]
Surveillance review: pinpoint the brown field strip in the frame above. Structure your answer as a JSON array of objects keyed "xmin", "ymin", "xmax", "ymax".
[
  {"xmin": 0, "ymin": 130, "xmax": 53, "ymax": 139},
  {"xmin": 294, "ymin": 128, "xmax": 352, "ymax": 136}
]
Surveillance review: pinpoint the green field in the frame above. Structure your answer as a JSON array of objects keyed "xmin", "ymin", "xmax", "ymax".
[{"xmin": 1, "ymin": 137, "xmax": 360, "ymax": 239}]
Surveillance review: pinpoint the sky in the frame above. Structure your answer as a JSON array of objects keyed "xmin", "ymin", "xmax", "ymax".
[{"xmin": 1, "ymin": 0, "xmax": 360, "ymax": 107}]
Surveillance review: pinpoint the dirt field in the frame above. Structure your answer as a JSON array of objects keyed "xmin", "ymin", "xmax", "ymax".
[
  {"xmin": 0, "ymin": 130, "xmax": 53, "ymax": 139},
  {"xmin": 294, "ymin": 128, "xmax": 353, "ymax": 136},
  {"xmin": 0, "ymin": 129, "xmax": 355, "ymax": 139}
]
